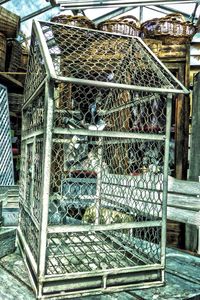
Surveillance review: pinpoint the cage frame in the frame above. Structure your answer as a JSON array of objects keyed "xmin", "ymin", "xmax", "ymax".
[{"xmin": 17, "ymin": 20, "xmax": 189, "ymax": 300}]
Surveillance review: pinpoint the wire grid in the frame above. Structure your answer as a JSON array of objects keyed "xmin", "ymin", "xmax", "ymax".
[
  {"xmin": 19, "ymin": 136, "xmax": 44, "ymax": 223},
  {"xmin": 49, "ymin": 136, "xmax": 164, "ymax": 225},
  {"xmin": 19, "ymin": 141, "xmax": 26, "ymax": 204},
  {"xmin": 32, "ymin": 137, "xmax": 44, "ymax": 222},
  {"xmin": 20, "ymin": 206, "xmax": 39, "ymax": 263},
  {"xmin": 46, "ymin": 229, "xmax": 161, "ymax": 275},
  {"xmin": 0, "ymin": 85, "xmax": 14, "ymax": 186},
  {"xmin": 40, "ymin": 21, "xmax": 183, "ymax": 91},
  {"xmin": 23, "ymin": 30, "xmax": 46, "ymax": 103},
  {"xmin": 103, "ymin": 92, "xmax": 167, "ymax": 133},
  {"xmin": 49, "ymin": 137, "xmax": 98, "ymax": 225},
  {"xmin": 22, "ymin": 90, "xmax": 45, "ymax": 136},
  {"xmin": 24, "ymin": 142, "xmax": 33, "ymax": 207},
  {"xmin": 53, "ymin": 82, "xmax": 167, "ymax": 132}
]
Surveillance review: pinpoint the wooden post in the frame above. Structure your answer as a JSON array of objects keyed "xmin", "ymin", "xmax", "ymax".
[
  {"xmin": 189, "ymin": 72, "xmax": 200, "ymax": 182},
  {"xmin": 185, "ymin": 72, "xmax": 200, "ymax": 252}
]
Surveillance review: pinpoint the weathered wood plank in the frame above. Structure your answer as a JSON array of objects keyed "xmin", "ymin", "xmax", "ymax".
[
  {"xmin": 101, "ymin": 173, "xmax": 200, "ymax": 226},
  {"xmin": 0, "ymin": 228, "xmax": 16, "ymax": 259},
  {"xmin": 102, "ymin": 181, "xmax": 200, "ymax": 210},
  {"xmin": 102, "ymin": 173, "xmax": 200, "ymax": 195},
  {"xmin": 168, "ymin": 176, "xmax": 200, "ymax": 195},
  {"xmin": 0, "ymin": 265, "xmax": 35, "ymax": 300}
]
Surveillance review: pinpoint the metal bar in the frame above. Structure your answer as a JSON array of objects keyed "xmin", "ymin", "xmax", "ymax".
[
  {"xmin": 55, "ymin": 74, "xmax": 187, "ymax": 95},
  {"xmin": 58, "ymin": 0, "xmax": 197, "ymax": 9},
  {"xmin": 191, "ymin": 2, "xmax": 199, "ymax": 23},
  {"xmin": 0, "ymin": 0, "xmax": 10, "ymax": 4},
  {"xmin": 17, "ymin": 228, "xmax": 37, "ymax": 274},
  {"xmin": 72, "ymin": 9, "xmax": 80, "ymax": 15},
  {"xmin": 48, "ymin": 220, "xmax": 162, "ymax": 233},
  {"xmin": 93, "ymin": 6, "xmax": 138, "ymax": 24},
  {"xmin": 37, "ymin": 81, "xmax": 54, "ymax": 281},
  {"xmin": 17, "ymin": 237, "xmax": 38, "ymax": 294},
  {"xmin": 22, "ymin": 130, "xmax": 44, "ymax": 141},
  {"xmin": 53, "ymin": 128, "xmax": 165, "ymax": 140},
  {"xmin": 44, "ymin": 263, "xmax": 163, "ymax": 281},
  {"xmin": 23, "ymin": 140, "xmax": 29, "ymax": 208},
  {"xmin": 33, "ymin": 20, "xmax": 57, "ymax": 79},
  {"xmin": 146, "ymin": 5, "xmax": 169, "ymax": 15},
  {"xmin": 139, "ymin": 6, "xmax": 144, "ymax": 22},
  {"xmin": 22, "ymin": 202, "xmax": 40, "ymax": 230},
  {"xmin": 49, "ymin": 0, "xmax": 57, "ymax": 5},
  {"xmin": 23, "ymin": 79, "xmax": 46, "ymax": 110},
  {"xmin": 135, "ymin": 37, "xmax": 190, "ymax": 95},
  {"xmin": 21, "ymin": 5, "xmax": 53, "ymax": 23},
  {"xmin": 30, "ymin": 138, "xmax": 36, "ymax": 214},
  {"xmin": 52, "ymin": 137, "xmax": 150, "ymax": 145},
  {"xmin": 57, "ymin": 0, "xmax": 197, "ymax": 3},
  {"xmin": 156, "ymin": 4, "xmax": 198, "ymax": 20},
  {"xmin": 26, "ymin": 137, "xmax": 35, "ymax": 145},
  {"xmin": 161, "ymin": 94, "xmax": 172, "ymax": 272},
  {"xmin": 95, "ymin": 138, "xmax": 103, "ymax": 225},
  {"xmin": 37, "ymin": 281, "xmax": 164, "ymax": 299}
]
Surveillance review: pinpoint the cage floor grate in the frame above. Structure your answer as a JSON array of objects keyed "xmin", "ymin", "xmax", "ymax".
[{"xmin": 46, "ymin": 231, "xmax": 151, "ymax": 275}]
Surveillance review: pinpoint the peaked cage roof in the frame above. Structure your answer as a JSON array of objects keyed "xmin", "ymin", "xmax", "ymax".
[{"xmin": 32, "ymin": 20, "xmax": 189, "ymax": 95}]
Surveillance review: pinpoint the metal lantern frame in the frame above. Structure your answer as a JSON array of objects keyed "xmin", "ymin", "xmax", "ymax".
[{"xmin": 17, "ymin": 20, "xmax": 188, "ymax": 300}]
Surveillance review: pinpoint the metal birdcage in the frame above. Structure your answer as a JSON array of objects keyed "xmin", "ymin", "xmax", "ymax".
[{"xmin": 17, "ymin": 20, "xmax": 188, "ymax": 300}]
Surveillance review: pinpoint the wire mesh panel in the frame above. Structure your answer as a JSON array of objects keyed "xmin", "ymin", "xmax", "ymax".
[
  {"xmin": 0, "ymin": 84, "xmax": 14, "ymax": 186},
  {"xmin": 18, "ymin": 20, "xmax": 188, "ymax": 299}
]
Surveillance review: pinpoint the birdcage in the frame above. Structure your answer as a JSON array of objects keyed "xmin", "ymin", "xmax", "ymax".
[{"xmin": 17, "ymin": 20, "xmax": 188, "ymax": 300}]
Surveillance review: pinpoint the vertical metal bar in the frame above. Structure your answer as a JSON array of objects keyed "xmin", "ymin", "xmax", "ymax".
[
  {"xmin": 95, "ymin": 138, "xmax": 103, "ymax": 225},
  {"xmin": 197, "ymin": 226, "xmax": 200, "ymax": 255},
  {"xmin": 139, "ymin": 6, "xmax": 144, "ymax": 22},
  {"xmin": 23, "ymin": 141, "xmax": 29, "ymax": 204},
  {"xmin": 37, "ymin": 80, "xmax": 54, "ymax": 298},
  {"xmin": 161, "ymin": 94, "xmax": 172, "ymax": 275},
  {"xmin": 30, "ymin": 136, "xmax": 36, "ymax": 215}
]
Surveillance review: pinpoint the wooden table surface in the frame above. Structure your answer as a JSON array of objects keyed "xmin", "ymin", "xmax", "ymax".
[{"xmin": 0, "ymin": 246, "xmax": 200, "ymax": 300}]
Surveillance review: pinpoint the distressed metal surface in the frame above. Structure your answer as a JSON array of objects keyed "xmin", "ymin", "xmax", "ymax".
[
  {"xmin": 0, "ymin": 84, "xmax": 14, "ymax": 186},
  {"xmin": 18, "ymin": 20, "xmax": 186, "ymax": 299}
]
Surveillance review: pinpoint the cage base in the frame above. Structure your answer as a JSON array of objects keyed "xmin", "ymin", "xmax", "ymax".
[{"xmin": 17, "ymin": 230, "xmax": 164, "ymax": 299}]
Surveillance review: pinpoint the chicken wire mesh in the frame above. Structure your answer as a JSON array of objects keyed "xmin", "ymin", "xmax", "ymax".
[
  {"xmin": 41, "ymin": 21, "xmax": 187, "ymax": 92},
  {"xmin": 17, "ymin": 20, "xmax": 188, "ymax": 299}
]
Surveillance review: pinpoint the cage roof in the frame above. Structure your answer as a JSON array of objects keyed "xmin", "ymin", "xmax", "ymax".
[{"xmin": 32, "ymin": 20, "xmax": 188, "ymax": 94}]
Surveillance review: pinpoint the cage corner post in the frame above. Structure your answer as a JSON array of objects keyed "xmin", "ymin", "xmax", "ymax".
[
  {"xmin": 161, "ymin": 92, "xmax": 173, "ymax": 281},
  {"xmin": 37, "ymin": 79, "xmax": 54, "ymax": 299}
]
